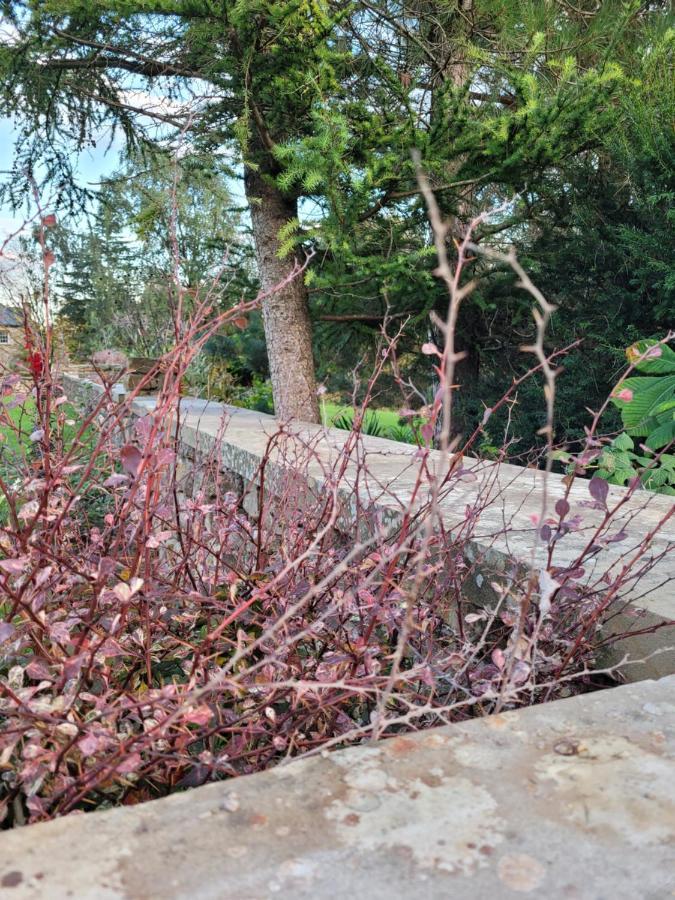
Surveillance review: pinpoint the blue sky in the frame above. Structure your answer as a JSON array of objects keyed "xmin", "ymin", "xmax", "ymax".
[
  {"xmin": 0, "ymin": 115, "xmax": 124, "ymax": 240},
  {"xmin": 0, "ymin": 112, "xmax": 249, "ymax": 243}
]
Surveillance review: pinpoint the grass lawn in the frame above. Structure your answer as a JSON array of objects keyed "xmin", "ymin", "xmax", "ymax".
[
  {"xmin": 319, "ymin": 401, "xmax": 421, "ymax": 443},
  {"xmin": 0, "ymin": 398, "xmax": 38, "ymax": 457},
  {"xmin": 0, "ymin": 396, "xmax": 104, "ymax": 527},
  {"xmin": 0, "ymin": 397, "xmax": 93, "ymax": 470},
  {"xmin": 319, "ymin": 401, "xmax": 402, "ymax": 429}
]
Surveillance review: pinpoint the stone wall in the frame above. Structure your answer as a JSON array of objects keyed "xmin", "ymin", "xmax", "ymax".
[
  {"xmin": 0, "ymin": 325, "xmax": 25, "ymax": 366},
  {"xmin": 4, "ymin": 375, "xmax": 672, "ymax": 899},
  {"xmin": 60, "ymin": 375, "xmax": 674, "ymax": 682}
]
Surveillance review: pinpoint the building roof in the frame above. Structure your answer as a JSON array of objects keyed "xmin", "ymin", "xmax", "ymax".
[{"xmin": 0, "ymin": 305, "xmax": 23, "ymax": 328}]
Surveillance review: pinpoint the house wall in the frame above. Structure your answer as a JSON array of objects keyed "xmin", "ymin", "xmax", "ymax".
[{"xmin": 0, "ymin": 326, "xmax": 24, "ymax": 368}]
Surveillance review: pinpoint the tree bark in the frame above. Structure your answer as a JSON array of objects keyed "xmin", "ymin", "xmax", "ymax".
[
  {"xmin": 428, "ymin": 0, "xmax": 479, "ymax": 425},
  {"xmin": 244, "ymin": 166, "xmax": 319, "ymax": 423}
]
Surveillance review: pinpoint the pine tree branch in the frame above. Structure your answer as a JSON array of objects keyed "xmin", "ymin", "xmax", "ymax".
[
  {"xmin": 71, "ymin": 86, "xmax": 189, "ymax": 128},
  {"xmin": 357, "ymin": 173, "xmax": 491, "ymax": 222},
  {"xmin": 50, "ymin": 28, "xmax": 203, "ymax": 80},
  {"xmin": 41, "ymin": 54, "xmax": 201, "ymax": 80}
]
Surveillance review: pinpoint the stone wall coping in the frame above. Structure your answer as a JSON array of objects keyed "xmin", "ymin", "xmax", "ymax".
[{"xmin": 3, "ymin": 674, "xmax": 674, "ymax": 899}]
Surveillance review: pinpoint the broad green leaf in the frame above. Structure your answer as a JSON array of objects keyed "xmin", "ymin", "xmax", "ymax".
[
  {"xmin": 613, "ymin": 374, "xmax": 675, "ymax": 435},
  {"xmin": 627, "ymin": 340, "xmax": 675, "ymax": 375},
  {"xmin": 612, "ymin": 432, "xmax": 634, "ymax": 451},
  {"xmin": 612, "ymin": 468, "xmax": 637, "ymax": 485},
  {"xmin": 641, "ymin": 466, "xmax": 673, "ymax": 488},
  {"xmin": 645, "ymin": 417, "xmax": 675, "ymax": 450},
  {"xmin": 652, "ymin": 398, "xmax": 675, "ymax": 416}
]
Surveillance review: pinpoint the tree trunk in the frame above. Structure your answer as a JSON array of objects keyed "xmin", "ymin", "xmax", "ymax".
[
  {"xmin": 428, "ymin": 0, "xmax": 479, "ymax": 420},
  {"xmin": 244, "ymin": 166, "xmax": 319, "ymax": 423}
]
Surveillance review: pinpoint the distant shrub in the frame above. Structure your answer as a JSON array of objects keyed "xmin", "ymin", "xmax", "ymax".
[
  {"xmin": 333, "ymin": 409, "xmax": 385, "ymax": 438},
  {"xmin": 234, "ymin": 375, "xmax": 274, "ymax": 414}
]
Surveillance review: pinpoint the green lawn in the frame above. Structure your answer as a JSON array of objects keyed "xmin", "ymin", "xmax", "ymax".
[
  {"xmin": 0, "ymin": 398, "xmax": 38, "ymax": 457},
  {"xmin": 319, "ymin": 401, "xmax": 420, "ymax": 443},
  {"xmin": 319, "ymin": 401, "xmax": 401, "ymax": 429},
  {"xmin": 0, "ymin": 397, "xmax": 103, "ymax": 526},
  {"xmin": 0, "ymin": 397, "xmax": 92, "ymax": 470}
]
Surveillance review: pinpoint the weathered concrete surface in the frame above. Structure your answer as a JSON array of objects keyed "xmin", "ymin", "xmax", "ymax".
[
  {"xmin": 3, "ymin": 676, "xmax": 674, "ymax": 899},
  {"xmin": 59, "ymin": 377, "xmax": 674, "ymax": 679}
]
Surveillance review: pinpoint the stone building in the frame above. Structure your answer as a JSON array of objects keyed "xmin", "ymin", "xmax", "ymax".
[{"xmin": 0, "ymin": 304, "xmax": 24, "ymax": 366}]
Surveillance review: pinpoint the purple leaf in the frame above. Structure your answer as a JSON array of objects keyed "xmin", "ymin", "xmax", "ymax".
[
  {"xmin": 62, "ymin": 654, "xmax": 85, "ymax": 681},
  {"xmin": 120, "ymin": 444, "xmax": 143, "ymax": 477},
  {"xmin": 78, "ymin": 733, "xmax": 107, "ymax": 756},
  {"xmin": 589, "ymin": 476, "xmax": 609, "ymax": 505},
  {"xmin": 156, "ymin": 448, "xmax": 176, "ymax": 466},
  {"xmin": 555, "ymin": 498, "xmax": 570, "ymax": 518},
  {"xmin": 0, "ymin": 557, "xmax": 28, "ymax": 576},
  {"xmin": 0, "ymin": 622, "xmax": 16, "ymax": 643},
  {"xmin": 103, "ymin": 473, "xmax": 129, "ymax": 488},
  {"xmin": 510, "ymin": 660, "xmax": 531, "ymax": 685},
  {"xmin": 25, "ymin": 658, "xmax": 52, "ymax": 681},
  {"xmin": 579, "ymin": 449, "xmax": 601, "ymax": 465},
  {"xmin": 116, "ymin": 753, "xmax": 142, "ymax": 775}
]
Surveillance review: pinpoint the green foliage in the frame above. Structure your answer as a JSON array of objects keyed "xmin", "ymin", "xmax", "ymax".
[
  {"xmin": 459, "ymin": 21, "xmax": 675, "ymax": 454},
  {"xmin": 388, "ymin": 424, "xmax": 417, "ymax": 445},
  {"xmin": 0, "ymin": 398, "xmax": 87, "ymax": 469},
  {"xmin": 612, "ymin": 341, "xmax": 675, "ymax": 450},
  {"xmin": 185, "ymin": 356, "xmax": 238, "ymax": 402},
  {"xmin": 232, "ymin": 376, "xmax": 275, "ymax": 414},
  {"xmin": 203, "ymin": 311, "xmax": 269, "ymax": 382},
  {"xmin": 54, "ymin": 152, "xmax": 255, "ymax": 357},
  {"xmin": 592, "ymin": 432, "xmax": 675, "ymax": 496},
  {"xmin": 329, "ymin": 407, "xmax": 419, "ymax": 444},
  {"xmin": 2, "ymin": 0, "xmax": 673, "ymax": 452},
  {"xmin": 0, "ymin": 397, "xmax": 100, "ymax": 524},
  {"xmin": 333, "ymin": 409, "xmax": 386, "ymax": 438}
]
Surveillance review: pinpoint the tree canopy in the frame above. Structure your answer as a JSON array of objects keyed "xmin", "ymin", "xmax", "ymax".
[{"xmin": 0, "ymin": 0, "xmax": 672, "ymax": 437}]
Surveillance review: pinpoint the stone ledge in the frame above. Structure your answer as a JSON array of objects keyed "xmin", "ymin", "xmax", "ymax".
[
  {"xmin": 3, "ymin": 675, "xmax": 674, "ymax": 899},
  {"xmin": 59, "ymin": 377, "xmax": 675, "ymax": 679},
  {"xmin": 147, "ymin": 394, "xmax": 675, "ymax": 679}
]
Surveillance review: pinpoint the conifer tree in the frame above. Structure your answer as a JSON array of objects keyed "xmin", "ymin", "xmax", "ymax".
[
  {"xmin": 55, "ymin": 151, "xmax": 252, "ymax": 354},
  {"xmin": 1, "ymin": 0, "xmax": 669, "ymax": 424}
]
